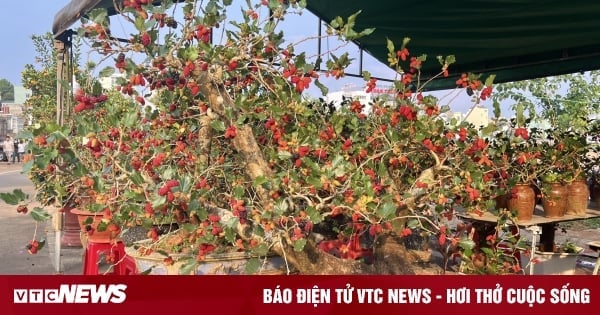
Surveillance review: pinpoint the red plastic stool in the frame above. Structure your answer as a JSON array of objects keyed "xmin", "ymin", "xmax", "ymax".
[
  {"xmin": 83, "ymin": 241, "xmax": 128, "ymax": 275},
  {"xmin": 121, "ymin": 255, "xmax": 139, "ymax": 275}
]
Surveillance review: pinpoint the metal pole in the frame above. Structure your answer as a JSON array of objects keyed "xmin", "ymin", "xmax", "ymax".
[{"xmin": 527, "ymin": 225, "xmax": 541, "ymax": 275}]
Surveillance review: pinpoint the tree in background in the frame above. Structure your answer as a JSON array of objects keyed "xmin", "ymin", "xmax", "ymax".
[
  {"xmin": 492, "ymin": 71, "xmax": 600, "ymax": 131},
  {"xmin": 21, "ymin": 32, "xmax": 83, "ymax": 126},
  {"xmin": 0, "ymin": 78, "xmax": 15, "ymax": 102}
]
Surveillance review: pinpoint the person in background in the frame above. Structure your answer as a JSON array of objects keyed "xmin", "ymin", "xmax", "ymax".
[
  {"xmin": 3, "ymin": 136, "xmax": 14, "ymax": 164},
  {"xmin": 17, "ymin": 139, "xmax": 25, "ymax": 163},
  {"xmin": 12, "ymin": 137, "xmax": 19, "ymax": 163}
]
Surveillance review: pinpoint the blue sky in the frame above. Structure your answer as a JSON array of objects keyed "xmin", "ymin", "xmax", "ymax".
[
  {"xmin": 0, "ymin": 0, "xmax": 481, "ymax": 114},
  {"xmin": 0, "ymin": 1, "xmax": 392, "ymax": 91},
  {"xmin": 0, "ymin": 0, "xmax": 72, "ymax": 85}
]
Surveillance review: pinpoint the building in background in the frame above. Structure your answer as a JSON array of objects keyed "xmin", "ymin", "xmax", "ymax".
[
  {"xmin": 325, "ymin": 85, "xmax": 490, "ymax": 127},
  {"xmin": 99, "ymin": 73, "xmax": 125, "ymax": 90},
  {"xmin": 13, "ymin": 86, "xmax": 32, "ymax": 104},
  {"xmin": 463, "ymin": 105, "xmax": 490, "ymax": 128},
  {"xmin": 0, "ymin": 85, "xmax": 30, "ymax": 140}
]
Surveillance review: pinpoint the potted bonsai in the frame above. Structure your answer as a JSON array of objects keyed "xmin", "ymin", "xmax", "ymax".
[{"xmin": 3, "ymin": 0, "xmax": 523, "ymax": 275}]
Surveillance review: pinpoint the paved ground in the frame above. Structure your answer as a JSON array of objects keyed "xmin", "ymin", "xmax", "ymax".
[{"xmin": 0, "ymin": 163, "xmax": 83, "ymax": 275}]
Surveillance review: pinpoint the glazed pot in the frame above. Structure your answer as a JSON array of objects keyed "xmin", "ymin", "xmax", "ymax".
[
  {"xmin": 541, "ymin": 182, "xmax": 568, "ymax": 218},
  {"xmin": 71, "ymin": 208, "xmax": 120, "ymax": 243},
  {"xmin": 566, "ymin": 180, "xmax": 590, "ymax": 216},
  {"xmin": 507, "ymin": 184, "xmax": 536, "ymax": 221}
]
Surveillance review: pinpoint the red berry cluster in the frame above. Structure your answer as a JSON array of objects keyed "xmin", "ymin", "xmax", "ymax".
[
  {"xmin": 123, "ymin": 0, "xmax": 149, "ymax": 10},
  {"xmin": 115, "ymin": 53, "xmax": 126, "ymax": 73},
  {"xmin": 229, "ymin": 199, "xmax": 247, "ymax": 224},
  {"xmin": 196, "ymin": 244, "xmax": 216, "ymax": 261},
  {"xmin": 74, "ymin": 90, "xmax": 108, "ymax": 113},
  {"xmin": 26, "ymin": 240, "xmax": 40, "ymax": 255},
  {"xmin": 158, "ymin": 179, "xmax": 180, "ymax": 202},
  {"xmin": 147, "ymin": 226, "xmax": 159, "ymax": 241},
  {"xmin": 16, "ymin": 205, "xmax": 28, "ymax": 214}
]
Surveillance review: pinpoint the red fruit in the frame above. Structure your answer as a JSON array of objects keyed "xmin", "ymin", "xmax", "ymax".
[
  {"xmin": 147, "ymin": 227, "xmax": 159, "ymax": 241},
  {"xmin": 514, "ymin": 127, "xmax": 529, "ymax": 140},
  {"xmin": 211, "ymin": 226, "xmax": 223, "ymax": 236},
  {"xmin": 26, "ymin": 240, "xmax": 40, "ymax": 255},
  {"xmin": 16, "ymin": 205, "xmax": 28, "ymax": 214},
  {"xmin": 74, "ymin": 102, "xmax": 87, "ymax": 113},
  {"xmin": 397, "ymin": 48, "xmax": 409, "ymax": 61},
  {"xmin": 27, "ymin": 244, "xmax": 38, "ymax": 255},
  {"xmin": 140, "ymin": 32, "xmax": 151, "ymax": 47},
  {"xmin": 224, "ymin": 125, "xmax": 237, "ymax": 139},
  {"xmin": 208, "ymin": 214, "xmax": 220, "ymax": 223},
  {"xmin": 166, "ymin": 179, "xmax": 179, "ymax": 188},
  {"xmin": 163, "ymin": 256, "xmax": 174, "ymax": 266},
  {"xmin": 166, "ymin": 191, "xmax": 175, "ymax": 202},
  {"xmin": 227, "ymin": 60, "xmax": 238, "ymax": 71},
  {"xmin": 136, "ymin": 96, "xmax": 145, "ymax": 105}
]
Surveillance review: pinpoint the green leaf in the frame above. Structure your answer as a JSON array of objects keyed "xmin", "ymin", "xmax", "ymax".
[
  {"xmin": 251, "ymin": 243, "xmax": 269, "ymax": 256},
  {"xmin": 36, "ymin": 239, "xmax": 46, "ymax": 252},
  {"xmin": 30, "ymin": 207, "xmax": 51, "ymax": 222},
  {"xmin": 277, "ymin": 150, "xmax": 292, "ymax": 160},
  {"xmin": 304, "ymin": 206, "xmax": 323, "ymax": 224},
  {"xmin": 188, "ymin": 199, "xmax": 200, "ymax": 213},
  {"xmin": 130, "ymin": 172, "xmax": 145, "ymax": 185},
  {"xmin": 97, "ymin": 220, "xmax": 108, "ymax": 232},
  {"xmin": 82, "ymin": 217, "xmax": 93, "ymax": 226},
  {"xmin": 179, "ymin": 175, "xmax": 192, "ymax": 193},
  {"xmin": 481, "ymin": 247, "xmax": 494, "ymax": 257},
  {"xmin": 0, "ymin": 189, "xmax": 28, "ymax": 205},
  {"xmin": 459, "ymin": 239, "xmax": 476, "ymax": 251},
  {"xmin": 245, "ymin": 257, "xmax": 261, "ymax": 274},
  {"xmin": 210, "ymin": 120, "xmax": 226, "ymax": 131},
  {"xmin": 273, "ymin": 200, "xmax": 288, "ymax": 215},
  {"xmin": 253, "ymin": 175, "xmax": 268, "ymax": 186},
  {"xmin": 224, "ymin": 226, "xmax": 237, "ymax": 243},
  {"xmin": 314, "ymin": 79, "xmax": 329, "ymax": 96},
  {"xmin": 293, "ymin": 238, "xmax": 307, "ymax": 252},
  {"xmin": 122, "ymin": 112, "xmax": 138, "ymax": 127},
  {"xmin": 485, "ymin": 74, "xmax": 496, "ymax": 87},
  {"xmin": 139, "ymin": 267, "xmax": 154, "ymax": 275},
  {"xmin": 306, "ymin": 176, "xmax": 322, "ymax": 189},
  {"xmin": 151, "ymin": 195, "xmax": 166, "ymax": 209},
  {"xmin": 178, "ymin": 258, "xmax": 197, "ymax": 275},
  {"xmin": 182, "ymin": 223, "xmax": 197, "ymax": 233},
  {"xmin": 377, "ymin": 202, "xmax": 396, "ymax": 219},
  {"xmin": 406, "ymin": 219, "xmax": 420, "ymax": 229},
  {"xmin": 99, "ymin": 66, "xmax": 115, "ymax": 78},
  {"xmin": 362, "ymin": 71, "xmax": 372, "ymax": 81},
  {"xmin": 386, "ymin": 38, "xmax": 395, "ymax": 55},
  {"xmin": 89, "ymin": 8, "xmax": 108, "ymax": 24}
]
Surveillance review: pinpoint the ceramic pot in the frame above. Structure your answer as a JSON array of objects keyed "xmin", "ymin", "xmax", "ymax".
[
  {"xmin": 507, "ymin": 184, "xmax": 536, "ymax": 221},
  {"xmin": 71, "ymin": 208, "xmax": 120, "ymax": 243},
  {"xmin": 541, "ymin": 183, "xmax": 568, "ymax": 218},
  {"xmin": 566, "ymin": 180, "xmax": 589, "ymax": 216},
  {"xmin": 60, "ymin": 206, "xmax": 84, "ymax": 247}
]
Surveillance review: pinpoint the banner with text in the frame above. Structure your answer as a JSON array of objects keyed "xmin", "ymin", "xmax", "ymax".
[{"xmin": 0, "ymin": 276, "xmax": 596, "ymax": 314}]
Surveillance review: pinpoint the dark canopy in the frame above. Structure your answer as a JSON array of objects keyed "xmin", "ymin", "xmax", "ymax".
[
  {"xmin": 53, "ymin": 0, "xmax": 600, "ymax": 90},
  {"xmin": 306, "ymin": 0, "xmax": 600, "ymax": 90}
]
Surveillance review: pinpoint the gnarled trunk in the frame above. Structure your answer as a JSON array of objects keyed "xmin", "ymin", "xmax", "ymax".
[
  {"xmin": 273, "ymin": 233, "xmax": 418, "ymax": 274},
  {"xmin": 197, "ymin": 71, "xmax": 438, "ymax": 275}
]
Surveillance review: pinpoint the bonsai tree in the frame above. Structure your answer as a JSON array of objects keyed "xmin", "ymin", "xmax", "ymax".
[{"xmin": 4, "ymin": 0, "xmax": 514, "ymax": 274}]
